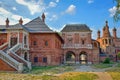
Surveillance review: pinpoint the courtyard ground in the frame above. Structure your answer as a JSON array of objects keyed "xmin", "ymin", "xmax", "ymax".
[{"xmin": 0, "ymin": 63, "xmax": 120, "ymax": 80}]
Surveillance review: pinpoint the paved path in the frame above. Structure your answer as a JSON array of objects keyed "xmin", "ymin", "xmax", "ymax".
[
  {"xmin": 93, "ymin": 72, "xmax": 112, "ymax": 80},
  {"xmin": 75, "ymin": 65, "xmax": 113, "ymax": 80},
  {"xmin": 75, "ymin": 65, "xmax": 105, "ymax": 72}
]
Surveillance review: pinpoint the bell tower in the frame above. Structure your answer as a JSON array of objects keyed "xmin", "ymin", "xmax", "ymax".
[
  {"xmin": 97, "ymin": 30, "xmax": 100, "ymax": 39},
  {"xmin": 113, "ymin": 27, "xmax": 117, "ymax": 39}
]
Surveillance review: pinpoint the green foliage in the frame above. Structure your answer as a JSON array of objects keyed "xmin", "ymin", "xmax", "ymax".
[
  {"xmin": 31, "ymin": 65, "xmax": 75, "ymax": 74},
  {"xmin": 103, "ymin": 58, "xmax": 110, "ymax": 64},
  {"xmin": 113, "ymin": 0, "xmax": 120, "ymax": 22},
  {"xmin": 93, "ymin": 63, "xmax": 113, "ymax": 69},
  {"xmin": 117, "ymin": 52, "xmax": 120, "ymax": 58}
]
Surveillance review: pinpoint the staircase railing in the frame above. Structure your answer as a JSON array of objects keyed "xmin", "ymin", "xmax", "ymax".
[
  {"xmin": 0, "ymin": 42, "xmax": 8, "ymax": 50},
  {"xmin": 0, "ymin": 50, "xmax": 23, "ymax": 72},
  {"xmin": 8, "ymin": 43, "xmax": 31, "ymax": 70},
  {"xmin": 9, "ymin": 43, "xmax": 21, "ymax": 52},
  {"xmin": 9, "ymin": 50, "xmax": 31, "ymax": 70}
]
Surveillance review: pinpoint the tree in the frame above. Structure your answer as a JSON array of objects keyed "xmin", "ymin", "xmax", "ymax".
[
  {"xmin": 103, "ymin": 58, "xmax": 110, "ymax": 64},
  {"xmin": 114, "ymin": 0, "xmax": 120, "ymax": 22},
  {"xmin": 117, "ymin": 52, "xmax": 120, "ymax": 59}
]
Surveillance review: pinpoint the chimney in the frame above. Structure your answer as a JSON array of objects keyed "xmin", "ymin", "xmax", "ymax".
[
  {"xmin": 41, "ymin": 13, "xmax": 45, "ymax": 22},
  {"xmin": 19, "ymin": 18, "xmax": 23, "ymax": 25},
  {"xmin": 6, "ymin": 18, "xmax": 9, "ymax": 27}
]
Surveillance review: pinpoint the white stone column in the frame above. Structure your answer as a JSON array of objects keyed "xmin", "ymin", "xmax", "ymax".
[
  {"xmin": 64, "ymin": 54, "xmax": 66, "ymax": 63},
  {"xmin": 18, "ymin": 63, "xmax": 23, "ymax": 73},
  {"xmin": 8, "ymin": 32, "xmax": 11, "ymax": 48},
  {"xmin": 17, "ymin": 31, "xmax": 19, "ymax": 44}
]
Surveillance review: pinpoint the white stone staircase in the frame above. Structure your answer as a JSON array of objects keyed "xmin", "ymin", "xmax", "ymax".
[
  {"xmin": 0, "ymin": 50, "xmax": 23, "ymax": 72},
  {"xmin": 8, "ymin": 43, "xmax": 31, "ymax": 70},
  {"xmin": 0, "ymin": 43, "xmax": 31, "ymax": 72}
]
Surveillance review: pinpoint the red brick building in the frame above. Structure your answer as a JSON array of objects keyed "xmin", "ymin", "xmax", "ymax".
[
  {"xmin": 0, "ymin": 14, "xmax": 63, "ymax": 72},
  {"xmin": 61, "ymin": 24, "xmax": 99, "ymax": 64},
  {"xmin": 0, "ymin": 14, "xmax": 120, "ymax": 72}
]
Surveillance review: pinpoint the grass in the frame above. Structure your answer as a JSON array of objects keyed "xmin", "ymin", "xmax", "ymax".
[
  {"xmin": 93, "ymin": 63, "xmax": 113, "ymax": 69},
  {"xmin": 0, "ymin": 72, "xmax": 98, "ymax": 80},
  {"xmin": 30, "ymin": 65, "xmax": 75, "ymax": 74},
  {"xmin": 106, "ymin": 63, "xmax": 120, "ymax": 80},
  {"xmin": 108, "ymin": 72, "xmax": 120, "ymax": 80}
]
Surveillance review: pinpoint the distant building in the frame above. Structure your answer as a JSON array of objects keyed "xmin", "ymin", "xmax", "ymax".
[
  {"xmin": 97, "ymin": 21, "xmax": 120, "ymax": 62},
  {"xmin": 0, "ymin": 14, "xmax": 120, "ymax": 72},
  {"xmin": 61, "ymin": 24, "xmax": 99, "ymax": 64}
]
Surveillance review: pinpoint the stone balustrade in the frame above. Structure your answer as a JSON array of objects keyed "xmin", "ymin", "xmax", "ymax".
[{"xmin": 62, "ymin": 44, "xmax": 92, "ymax": 49}]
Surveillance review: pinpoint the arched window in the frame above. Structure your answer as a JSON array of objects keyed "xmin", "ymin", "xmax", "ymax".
[
  {"xmin": 105, "ymin": 39, "xmax": 107, "ymax": 44},
  {"xmin": 45, "ymin": 41, "xmax": 48, "ymax": 46},
  {"xmin": 33, "ymin": 41, "xmax": 37, "ymax": 45}
]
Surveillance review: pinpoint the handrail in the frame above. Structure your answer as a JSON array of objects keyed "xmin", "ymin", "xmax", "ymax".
[
  {"xmin": 9, "ymin": 43, "xmax": 21, "ymax": 52},
  {"xmin": 0, "ymin": 50, "xmax": 23, "ymax": 72},
  {"xmin": 0, "ymin": 42, "xmax": 8, "ymax": 50},
  {"xmin": 9, "ymin": 50, "xmax": 31, "ymax": 70},
  {"xmin": 9, "ymin": 43, "xmax": 31, "ymax": 70}
]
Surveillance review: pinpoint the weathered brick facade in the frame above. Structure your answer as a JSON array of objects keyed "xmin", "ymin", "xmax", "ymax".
[
  {"xmin": 0, "ymin": 15, "xmax": 120, "ymax": 71},
  {"xmin": 29, "ymin": 33, "xmax": 63, "ymax": 66}
]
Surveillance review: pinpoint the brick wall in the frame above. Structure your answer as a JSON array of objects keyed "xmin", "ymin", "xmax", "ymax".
[{"xmin": 0, "ymin": 59, "xmax": 16, "ymax": 71}]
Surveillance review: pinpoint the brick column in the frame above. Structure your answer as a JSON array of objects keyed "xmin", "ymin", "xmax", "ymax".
[{"xmin": 76, "ymin": 54, "xmax": 79, "ymax": 64}]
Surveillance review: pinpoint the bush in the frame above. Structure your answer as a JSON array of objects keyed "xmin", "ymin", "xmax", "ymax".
[{"xmin": 103, "ymin": 58, "xmax": 110, "ymax": 64}]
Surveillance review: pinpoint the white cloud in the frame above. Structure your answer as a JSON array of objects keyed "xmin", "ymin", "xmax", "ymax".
[
  {"xmin": 49, "ymin": 2, "xmax": 57, "ymax": 7},
  {"xmin": 0, "ymin": 7, "xmax": 30, "ymax": 25},
  {"xmin": 12, "ymin": 7, "xmax": 17, "ymax": 11},
  {"xmin": 16, "ymin": 0, "xmax": 45, "ymax": 15},
  {"xmin": 65, "ymin": 5, "xmax": 76, "ymax": 15},
  {"xmin": 0, "ymin": 8, "xmax": 10, "ymax": 15},
  {"xmin": 48, "ymin": 14, "xmax": 58, "ymax": 21},
  {"xmin": 56, "ymin": 0, "xmax": 59, "ymax": 3},
  {"xmin": 88, "ymin": 0, "xmax": 94, "ymax": 4},
  {"xmin": 109, "ymin": 6, "xmax": 117, "ymax": 17}
]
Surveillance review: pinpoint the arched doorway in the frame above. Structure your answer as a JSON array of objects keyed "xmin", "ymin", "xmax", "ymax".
[
  {"xmin": 24, "ymin": 52, "xmax": 28, "ymax": 61},
  {"xmin": 66, "ymin": 51, "xmax": 76, "ymax": 63},
  {"xmin": 79, "ymin": 51, "xmax": 87, "ymax": 64}
]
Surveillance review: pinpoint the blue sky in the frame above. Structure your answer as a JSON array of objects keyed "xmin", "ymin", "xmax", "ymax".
[{"xmin": 0, "ymin": 0, "xmax": 119, "ymax": 39}]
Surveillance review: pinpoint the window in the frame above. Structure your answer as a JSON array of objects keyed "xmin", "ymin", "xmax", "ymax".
[
  {"xmin": 34, "ymin": 57, "xmax": 38, "ymax": 62},
  {"xmin": 45, "ymin": 41, "xmax": 48, "ymax": 46},
  {"xmin": 105, "ymin": 39, "xmax": 107, "ymax": 44},
  {"xmin": 24, "ymin": 36, "xmax": 27, "ymax": 44},
  {"xmin": 109, "ymin": 39, "xmax": 111, "ymax": 45},
  {"xmin": 82, "ymin": 40, "xmax": 84, "ymax": 45},
  {"xmin": 68, "ymin": 38, "xmax": 72, "ymax": 43},
  {"xmin": 102, "ymin": 39, "xmax": 104, "ymax": 45},
  {"xmin": 43, "ymin": 57, "xmax": 47, "ymax": 63},
  {"xmin": 33, "ymin": 41, "xmax": 37, "ymax": 45}
]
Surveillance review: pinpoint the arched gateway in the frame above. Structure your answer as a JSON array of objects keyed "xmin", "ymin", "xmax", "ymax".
[
  {"xmin": 66, "ymin": 51, "xmax": 76, "ymax": 63},
  {"xmin": 79, "ymin": 51, "xmax": 87, "ymax": 64}
]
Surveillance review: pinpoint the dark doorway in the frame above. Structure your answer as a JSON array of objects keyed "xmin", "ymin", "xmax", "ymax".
[
  {"xmin": 79, "ymin": 51, "xmax": 87, "ymax": 64},
  {"xmin": 10, "ymin": 37, "xmax": 17, "ymax": 47},
  {"xmin": 24, "ymin": 52, "xmax": 28, "ymax": 60},
  {"xmin": 66, "ymin": 51, "xmax": 75, "ymax": 63}
]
